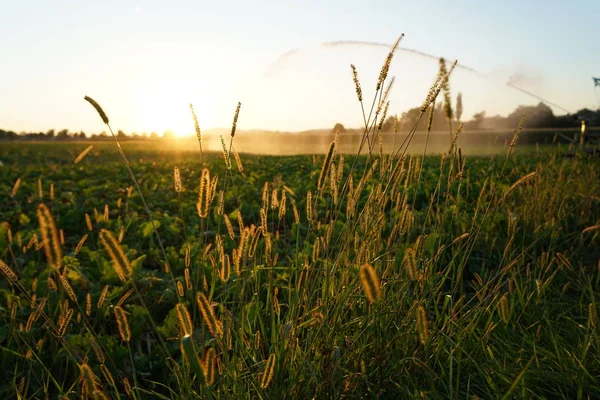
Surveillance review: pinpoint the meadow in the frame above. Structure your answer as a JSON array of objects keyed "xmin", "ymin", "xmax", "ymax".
[{"xmin": 1, "ymin": 53, "xmax": 600, "ymax": 399}]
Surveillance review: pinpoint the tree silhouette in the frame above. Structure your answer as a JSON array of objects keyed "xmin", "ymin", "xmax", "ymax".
[
  {"xmin": 456, "ymin": 93, "xmax": 463, "ymax": 123},
  {"xmin": 331, "ymin": 123, "xmax": 346, "ymax": 133}
]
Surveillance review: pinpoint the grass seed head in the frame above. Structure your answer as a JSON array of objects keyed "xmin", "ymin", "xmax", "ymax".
[
  {"xmin": 588, "ymin": 303, "xmax": 597, "ymax": 328},
  {"xmin": 100, "ymin": 364, "xmax": 116, "ymax": 388},
  {"xmin": 359, "ymin": 264, "xmax": 381, "ymax": 303},
  {"xmin": 260, "ymin": 353, "xmax": 277, "ymax": 389},
  {"xmin": 415, "ymin": 305, "xmax": 429, "ymax": 345},
  {"xmin": 197, "ymin": 168, "xmax": 211, "ymax": 218},
  {"xmin": 97, "ymin": 285, "xmax": 109, "ymax": 309},
  {"xmin": 231, "ymin": 102, "xmax": 241, "ymax": 137},
  {"xmin": 90, "ymin": 336, "xmax": 105, "ymax": 363},
  {"xmin": 123, "ymin": 377, "xmax": 132, "ymax": 397},
  {"xmin": 85, "ymin": 293, "xmax": 92, "ymax": 316},
  {"xmin": 318, "ymin": 142, "xmax": 335, "ymax": 192},
  {"xmin": 57, "ymin": 308, "xmax": 74, "ymax": 337},
  {"xmin": 190, "ymin": 103, "xmax": 202, "ymax": 141},
  {"xmin": 99, "ymin": 229, "xmax": 132, "ymax": 282},
  {"xmin": 350, "ymin": 64, "xmax": 363, "ymax": 102},
  {"xmin": 74, "ymin": 145, "xmax": 94, "ymax": 164},
  {"xmin": 498, "ymin": 293, "xmax": 510, "ymax": 324},
  {"xmin": 59, "ymin": 274, "xmax": 77, "ymax": 302},
  {"xmin": 75, "ymin": 234, "xmax": 88, "ymax": 255},
  {"xmin": 0, "ymin": 258, "xmax": 18, "ymax": 283},
  {"xmin": 173, "ymin": 167, "xmax": 182, "ymax": 193},
  {"xmin": 204, "ymin": 348, "xmax": 217, "ymax": 385},
  {"xmin": 376, "ymin": 34, "xmax": 403, "ymax": 91},
  {"xmin": 37, "ymin": 204, "xmax": 63, "ymax": 272},
  {"xmin": 176, "ymin": 303, "xmax": 193, "ymax": 336},
  {"xmin": 84, "ymin": 96, "xmax": 110, "ymax": 124},
  {"xmin": 114, "ymin": 306, "xmax": 131, "ymax": 342},
  {"xmin": 184, "ymin": 267, "xmax": 192, "ymax": 290},
  {"xmin": 85, "ymin": 213, "xmax": 93, "ymax": 231},
  {"xmin": 11, "ymin": 177, "xmax": 22, "ymax": 198},
  {"xmin": 196, "ymin": 292, "xmax": 222, "ymax": 337}
]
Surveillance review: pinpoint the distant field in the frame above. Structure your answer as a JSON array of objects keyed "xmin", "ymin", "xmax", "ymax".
[
  {"xmin": 4, "ymin": 126, "xmax": 596, "ymax": 157},
  {"xmin": 1, "ymin": 141, "xmax": 599, "ymax": 398}
]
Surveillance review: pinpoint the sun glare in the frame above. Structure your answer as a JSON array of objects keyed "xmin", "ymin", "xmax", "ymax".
[{"xmin": 135, "ymin": 81, "xmax": 213, "ymax": 137}]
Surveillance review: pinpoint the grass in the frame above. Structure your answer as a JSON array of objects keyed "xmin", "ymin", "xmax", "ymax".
[{"xmin": 1, "ymin": 46, "xmax": 600, "ymax": 399}]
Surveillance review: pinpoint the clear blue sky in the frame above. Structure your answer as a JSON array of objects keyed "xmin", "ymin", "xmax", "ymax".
[{"xmin": 1, "ymin": 0, "xmax": 599, "ymax": 135}]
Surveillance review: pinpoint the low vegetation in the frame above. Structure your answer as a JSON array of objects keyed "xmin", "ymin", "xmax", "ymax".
[{"xmin": 1, "ymin": 40, "xmax": 599, "ymax": 399}]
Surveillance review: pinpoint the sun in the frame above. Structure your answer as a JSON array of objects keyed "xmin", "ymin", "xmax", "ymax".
[{"xmin": 135, "ymin": 80, "xmax": 213, "ymax": 137}]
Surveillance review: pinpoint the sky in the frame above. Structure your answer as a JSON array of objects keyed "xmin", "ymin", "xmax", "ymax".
[{"xmin": 1, "ymin": 0, "xmax": 599, "ymax": 135}]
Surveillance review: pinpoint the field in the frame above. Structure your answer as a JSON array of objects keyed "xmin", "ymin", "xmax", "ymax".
[{"xmin": 1, "ymin": 137, "xmax": 599, "ymax": 399}]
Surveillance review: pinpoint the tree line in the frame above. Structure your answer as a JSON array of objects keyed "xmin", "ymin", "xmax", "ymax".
[
  {"xmin": 0, "ymin": 129, "xmax": 172, "ymax": 141},
  {"xmin": 2, "ymin": 102, "xmax": 599, "ymax": 141},
  {"xmin": 334, "ymin": 101, "xmax": 600, "ymax": 134}
]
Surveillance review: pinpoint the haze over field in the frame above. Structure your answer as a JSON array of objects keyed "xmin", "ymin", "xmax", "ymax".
[{"xmin": 1, "ymin": 0, "xmax": 599, "ymax": 136}]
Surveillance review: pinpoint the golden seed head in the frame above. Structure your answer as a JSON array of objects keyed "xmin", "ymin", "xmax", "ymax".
[
  {"xmin": 177, "ymin": 281, "xmax": 185, "ymax": 297},
  {"xmin": 114, "ymin": 305, "xmax": 131, "ymax": 342},
  {"xmin": 59, "ymin": 274, "xmax": 77, "ymax": 302},
  {"xmin": 404, "ymin": 248, "xmax": 417, "ymax": 280},
  {"xmin": 224, "ymin": 214, "xmax": 235, "ymax": 240},
  {"xmin": 359, "ymin": 264, "xmax": 382, "ymax": 303},
  {"xmin": 416, "ymin": 305, "xmax": 429, "ymax": 345},
  {"xmin": 97, "ymin": 285, "xmax": 109, "ymax": 309},
  {"xmin": 10, "ymin": 177, "xmax": 22, "ymax": 198},
  {"xmin": 99, "ymin": 229, "xmax": 132, "ymax": 282},
  {"xmin": 75, "ymin": 234, "xmax": 88, "ymax": 255},
  {"xmin": 58, "ymin": 308, "xmax": 74, "ymax": 337},
  {"xmin": 350, "ymin": 64, "xmax": 363, "ymax": 102},
  {"xmin": 100, "ymin": 364, "xmax": 115, "ymax": 388},
  {"xmin": 74, "ymin": 145, "xmax": 94, "ymax": 164},
  {"xmin": 292, "ymin": 204, "xmax": 300, "ymax": 225},
  {"xmin": 0, "ymin": 258, "xmax": 18, "ymax": 283},
  {"xmin": 378, "ymin": 101, "xmax": 390, "ymax": 132},
  {"xmin": 318, "ymin": 142, "xmax": 335, "ymax": 192},
  {"xmin": 123, "ymin": 377, "xmax": 132, "ymax": 396},
  {"xmin": 221, "ymin": 135, "xmax": 232, "ymax": 169},
  {"xmin": 278, "ymin": 191, "xmax": 287, "ymax": 221},
  {"xmin": 231, "ymin": 102, "xmax": 241, "ymax": 137},
  {"xmin": 198, "ymin": 168, "xmax": 211, "ymax": 218},
  {"xmin": 173, "ymin": 167, "xmax": 182, "ymax": 193},
  {"xmin": 376, "ymin": 34, "xmax": 404, "ymax": 91},
  {"xmin": 204, "ymin": 348, "xmax": 217, "ymax": 385},
  {"xmin": 85, "ymin": 292, "xmax": 92, "ymax": 316},
  {"xmin": 196, "ymin": 292, "xmax": 222, "ymax": 337},
  {"xmin": 190, "ymin": 103, "xmax": 201, "ymax": 141},
  {"xmin": 183, "ymin": 268, "xmax": 192, "ymax": 291},
  {"xmin": 306, "ymin": 191, "xmax": 313, "ymax": 221},
  {"xmin": 37, "ymin": 204, "xmax": 63, "ymax": 271},
  {"xmin": 85, "ymin": 213, "xmax": 93, "ymax": 231},
  {"xmin": 260, "ymin": 353, "xmax": 277, "ymax": 389},
  {"xmin": 175, "ymin": 303, "xmax": 193, "ymax": 336},
  {"xmin": 232, "ymin": 146, "xmax": 244, "ymax": 174}
]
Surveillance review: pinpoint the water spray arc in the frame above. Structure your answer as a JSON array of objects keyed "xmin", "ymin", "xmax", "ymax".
[{"xmin": 265, "ymin": 39, "xmax": 573, "ymax": 114}]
